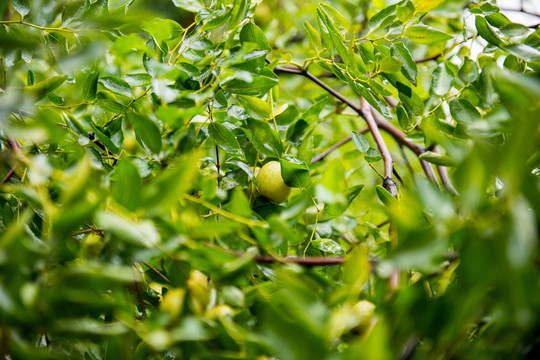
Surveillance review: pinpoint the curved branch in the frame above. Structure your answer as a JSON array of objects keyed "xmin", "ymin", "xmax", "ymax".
[{"xmin": 274, "ymin": 65, "xmax": 439, "ymax": 186}]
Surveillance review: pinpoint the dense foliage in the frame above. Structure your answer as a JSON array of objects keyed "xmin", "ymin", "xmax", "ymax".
[{"xmin": 1, "ymin": 0, "xmax": 540, "ymax": 358}]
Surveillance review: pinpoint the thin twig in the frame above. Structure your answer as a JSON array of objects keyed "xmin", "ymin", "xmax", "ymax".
[
  {"xmin": 253, "ymin": 254, "xmax": 345, "ymax": 266},
  {"xmin": 72, "ymin": 228, "xmax": 104, "ymax": 236},
  {"xmin": 142, "ymin": 262, "xmax": 170, "ymax": 283},
  {"xmin": 134, "ymin": 282, "xmax": 147, "ymax": 318},
  {"xmin": 310, "ymin": 127, "xmax": 369, "ymax": 164},
  {"xmin": 215, "ymin": 145, "xmax": 221, "ymax": 187},
  {"xmin": 437, "ymin": 165, "xmax": 458, "ymax": 195},
  {"xmin": 415, "ymin": 53, "xmax": 441, "ymax": 63},
  {"xmin": 1, "ymin": 165, "xmax": 16, "ymax": 184}
]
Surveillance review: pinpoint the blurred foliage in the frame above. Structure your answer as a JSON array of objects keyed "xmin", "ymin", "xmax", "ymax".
[{"xmin": 1, "ymin": 0, "xmax": 540, "ymax": 359}]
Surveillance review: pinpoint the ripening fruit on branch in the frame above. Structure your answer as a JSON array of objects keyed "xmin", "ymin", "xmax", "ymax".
[{"xmin": 256, "ymin": 161, "xmax": 291, "ymax": 204}]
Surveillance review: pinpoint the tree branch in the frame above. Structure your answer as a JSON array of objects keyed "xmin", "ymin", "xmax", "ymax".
[
  {"xmin": 363, "ymin": 100, "xmax": 397, "ymax": 196},
  {"xmin": 310, "ymin": 128, "xmax": 368, "ymax": 164},
  {"xmin": 274, "ymin": 65, "xmax": 439, "ymax": 186},
  {"xmin": 415, "ymin": 53, "xmax": 441, "ymax": 63}
]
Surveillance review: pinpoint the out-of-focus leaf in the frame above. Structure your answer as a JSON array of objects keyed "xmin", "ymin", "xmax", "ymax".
[
  {"xmin": 128, "ymin": 112, "xmax": 162, "ymax": 154},
  {"xmin": 24, "ymin": 75, "xmax": 67, "ymax": 98},
  {"xmin": 419, "ymin": 151, "xmax": 456, "ymax": 166},
  {"xmin": 172, "ymin": 0, "xmax": 204, "ymax": 12},
  {"xmin": 112, "ymin": 158, "xmax": 142, "ymax": 211},
  {"xmin": 12, "ymin": 0, "xmax": 30, "ymax": 17}
]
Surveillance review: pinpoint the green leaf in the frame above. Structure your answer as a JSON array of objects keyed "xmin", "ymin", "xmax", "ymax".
[
  {"xmin": 319, "ymin": 3, "xmax": 349, "ymax": 34},
  {"xmin": 95, "ymin": 211, "xmax": 160, "ymax": 248},
  {"xmin": 505, "ymin": 44, "xmax": 540, "ymax": 63},
  {"xmin": 239, "ymin": 22, "xmax": 270, "ymax": 50},
  {"xmin": 113, "ymin": 158, "xmax": 142, "ymax": 211},
  {"xmin": 365, "ymin": 147, "xmax": 382, "ymax": 163},
  {"xmin": 246, "ymin": 118, "xmax": 283, "ymax": 157},
  {"xmin": 24, "ymin": 75, "xmax": 67, "ymax": 98},
  {"xmin": 172, "ymin": 0, "xmax": 204, "ymax": 12},
  {"xmin": 391, "ymin": 42, "xmax": 418, "ymax": 85},
  {"xmin": 304, "ymin": 21, "xmax": 322, "ymax": 51},
  {"xmin": 83, "ymin": 70, "xmax": 99, "ymax": 101},
  {"xmin": 404, "ymin": 24, "xmax": 452, "ymax": 44},
  {"xmin": 124, "ymin": 73, "xmax": 152, "ymax": 87},
  {"xmin": 376, "ymin": 185, "xmax": 397, "ymax": 207},
  {"xmin": 280, "ymin": 156, "xmax": 310, "ymax": 188},
  {"xmin": 12, "ymin": 0, "xmax": 30, "ymax": 17},
  {"xmin": 416, "ymin": 0, "xmax": 446, "ymax": 13},
  {"xmin": 398, "ymin": 83, "xmax": 424, "ymax": 116},
  {"xmin": 396, "ymin": 105, "xmax": 413, "ymax": 131},
  {"xmin": 397, "ymin": 1, "xmax": 415, "ymax": 22},
  {"xmin": 432, "ymin": 63, "xmax": 453, "ymax": 96},
  {"xmin": 378, "ymin": 57, "xmax": 402, "ymax": 73},
  {"xmin": 316, "ymin": 8, "xmax": 350, "ymax": 65},
  {"xmin": 475, "ymin": 16, "xmax": 503, "ymax": 47},
  {"xmin": 311, "ymin": 239, "xmax": 345, "ymax": 255},
  {"xmin": 458, "ymin": 58, "xmax": 479, "ymax": 83},
  {"xmin": 221, "ymin": 68, "xmax": 278, "ymax": 97},
  {"xmin": 89, "ymin": 122, "xmax": 120, "ymax": 155},
  {"xmin": 352, "ymin": 131, "xmax": 369, "ymax": 153},
  {"xmin": 128, "ymin": 112, "xmax": 162, "ymax": 154},
  {"xmin": 449, "ymin": 99, "xmax": 481, "ymax": 125},
  {"xmin": 99, "ymin": 76, "xmax": 133, "ymax": 98},
  {"xmin": 368, "ymin": 5, "xmax": 397, "ymax": 34},
  {"xmin": 208, "ymin": 122, "xmax": 242, "ymax": 156},
  {"xmin": 237, "ymin": 95, "xmax": 271, "ymax": 120},
  {"xmin": 419, "ymin": 151, "xmax": 456, "ymax": 166}
]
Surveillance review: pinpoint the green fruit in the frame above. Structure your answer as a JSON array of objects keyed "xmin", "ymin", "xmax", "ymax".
[
  {"xmin": 256, "ymin": 161, "xmax": 291, "ymax": 204},
  {"xmin": 351, "ymin": 300, "xmax": 375, "ymax": 331}
]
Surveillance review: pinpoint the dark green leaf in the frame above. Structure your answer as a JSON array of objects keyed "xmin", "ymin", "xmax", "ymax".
[
  {"xmin": 280, "ymin": 156, "xmax": 310, "ymax": 188},
  {"xmin": 128, "ymin": 112, "xmax": 162, "ymax": 154},
  {"xmin": 246, "ymin": 118, "xmax": 283, "ymax": 157},
  {"xmin": 475, "ymin": 16, "xmax": 504, "ymax": 47},
  {"xmin": 83, "ymin": 71, "xmax": 99, "ymax": 101},
  {"xmin": 391, "ymin": 42, "xmax": 417, "ymax": 85},
  {"xmin": 113, "ymin": 158, "xmax": 142, "ymax": 211},
  {"xmin": 208, "ymin": 122, "xmax": 242, "ymax": 156},
  {"xmin": 419, "ymin": 151, "xmax": 456, "ymax": 166}
]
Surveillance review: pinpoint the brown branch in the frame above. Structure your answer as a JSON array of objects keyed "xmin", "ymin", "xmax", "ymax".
[
  {"xmin": 437, "ymin": 165, "xmax": 458, "ymax": 195},
  {"xmin": 274, "ymin": 65, "xmax": 439, "ymax": 186},
  {"xmin": 415, "ymin": 53, "xmax": 441, "ymax": 63},
  {"xmin": 310, "ymin": 127, "xmax": 369, "ymax": 164},
  {"xmin": 134, "ymin": 281, "xmax": 147, "ymax": 318},
  {"xmin": 253, "ymin": 254, "xmax": 346, "ymax": 266},
  {"xmin": 72, "ymin": 228, "xmax": 104, "ymax": 236},
  {"xmin": 1, "ymin": 165, "xmax": 16, "ymax": 184},
  {"xmin": 364, "ymin": 100, "xmax": 398, "ymax": 196},
  {"xmin": 142, "ymin": 261, "xmax": 170, "ymax": 283}
]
